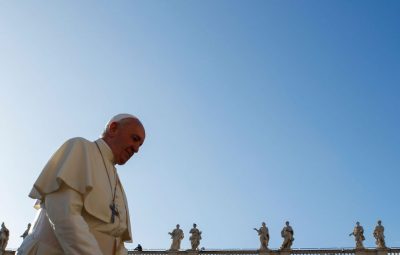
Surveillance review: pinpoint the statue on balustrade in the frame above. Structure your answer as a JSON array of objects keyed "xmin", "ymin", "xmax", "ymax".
[
  {"xmin": 373, "ymin": 220, "xmax": 386, "ymax": 248},
  {"xmin": 0, "ymin": 222, "xmax": 10, "ymax": 255},
  {"xmin": 20, "ymin": 223, "xmax": 31, "ymax": 239},
  {"xmin": 168, "ymin": 224, "xmax": 184, "ymax": 251},
  {"xmin": 280, "ymin": 221, "xmax": 294, "ymax": 250},
  {"xmin": 254, "ymin": 222, "xmax": 269, "ymax": 250},
  {"xmin": 349, "ymin": 221, "xmax": 365, "ymax": 249},
  {"xmin": 189, "ymin": 223, "xmax": 202, "ymax": 250}
]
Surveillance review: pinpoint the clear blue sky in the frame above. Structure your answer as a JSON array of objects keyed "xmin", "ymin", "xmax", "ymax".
[{"xmin": 0, "ymin": 0, "xmax": 399, "ymax": 251}]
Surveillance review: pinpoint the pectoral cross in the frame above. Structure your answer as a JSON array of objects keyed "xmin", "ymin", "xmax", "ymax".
[{"xmin": 110, "ymin": 203, "xmax": 119, "ymax": 223}]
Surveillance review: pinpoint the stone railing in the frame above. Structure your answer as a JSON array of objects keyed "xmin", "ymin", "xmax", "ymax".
[
  {"xmin": 129, "ymin": 248, "xmax": 400, "ymax": 255},
  {"xmin": 4, "ymin": 247, "xmax": 400, "ymax": 255}
]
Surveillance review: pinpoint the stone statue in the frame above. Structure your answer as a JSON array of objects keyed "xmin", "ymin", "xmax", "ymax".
[
  {"xmin": 254, "ymin": 222, "xmax": 269, "ymax": 250},
  {"xmin": 349, "ymin": 221, "xmax": 365, "ymax": 249},
  {"xmin": 168, "ymin": 224, "xmax": 184, "ymax": 251},
  {"xmin": 373, "ymin": 220, "xmax": 386, "ymax": 248},
  {"xmin": 189, "ymin": 223, "xmax": 202, "ymax": 250},
  {"xmin": 0, "ymin": 222, "xmax": 10, "ymax": 255},
  {"xmin": 20, "ymin": 223, "xmax": 32, "ymax": 239},
  {"xmin": 280, "ymin": 221, "xmax": 294, "ymax": 249}
]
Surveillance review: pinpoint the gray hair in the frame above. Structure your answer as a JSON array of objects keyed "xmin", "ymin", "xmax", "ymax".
[{"xmin": 101, "ymin": 113, "xmax": 139, "ymax": 137}]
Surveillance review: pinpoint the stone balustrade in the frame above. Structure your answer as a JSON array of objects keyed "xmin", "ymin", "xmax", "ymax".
[
  {"xmin": 3, "ymin": 247, "xmax": 400, "ymax": 255},
  {"xmin": 1, "ymin": 221, "xmax": 393, "ymax": 254},
  {"xmin": 129, "ymin": 248, "xmax": 400, "ymax": 255}
]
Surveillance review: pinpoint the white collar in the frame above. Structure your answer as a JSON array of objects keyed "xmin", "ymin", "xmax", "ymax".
[{"xmin": 96, "ymin": 138, "xmax": 115, "ymax": 165}]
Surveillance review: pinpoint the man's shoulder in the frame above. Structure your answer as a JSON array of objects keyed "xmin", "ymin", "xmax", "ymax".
[
  {"xmin": 64, "ymin": 137, "xmax": 94, "ymax": 146},
  {"xmin": 57, "ymin": 137, "xmax": 96, "ymax": 153}
]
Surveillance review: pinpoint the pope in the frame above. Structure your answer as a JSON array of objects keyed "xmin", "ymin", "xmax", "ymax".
[{"xmin": 17, "ymin": 114, "xmax": 146, "ymax": 255}]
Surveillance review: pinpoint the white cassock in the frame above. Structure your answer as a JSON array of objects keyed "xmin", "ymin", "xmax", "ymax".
[{"xmin": 17, "ymin": 138, "xmax": 132, "ymax": 255}]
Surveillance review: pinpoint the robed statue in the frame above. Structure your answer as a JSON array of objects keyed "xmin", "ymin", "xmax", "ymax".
[
  {"xmin": 254, "ymin": 222, "xmax": 269, "ymax": 250},
  {"xmin": 349, "ymin": 221, "xmax": 365, "ymax": 249},
  {"xmin": 373, "ymin": 220, "xmax": 386, "ymax": 248},
  {"xmin": 0, "ymin": 223, "xmax": 10, "ymax": 255},
  {"xmin": 169, "ymin": 224, "xmax": 184, "ymax": 251},
  {"xmin": 280, "ymin": 221, "xmax": 294, "ymax": 249},
  {"xmin": 20, "ymin": 223, "xmax": 32, "ymax": 239},
  {"xmin": 189, "ymin": 223, "xmax": 202, "ymax": 250}
]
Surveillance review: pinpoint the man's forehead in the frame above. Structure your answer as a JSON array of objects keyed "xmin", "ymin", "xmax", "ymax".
[
  {"xmin": 106, "ymin": 113, "xmax": 139, "ymax": 127},
  {"xmin": 125, "ymin": 119, "xmax": 146, "ymax": 137}
]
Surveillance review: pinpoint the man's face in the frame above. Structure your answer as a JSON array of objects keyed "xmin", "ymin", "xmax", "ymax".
[{"xmin": 108, "ymin": 118, "xmax": 146, "ymax": 165}]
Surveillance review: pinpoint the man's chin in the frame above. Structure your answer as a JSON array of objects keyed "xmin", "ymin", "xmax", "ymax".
[
  {"xmin": 116, "ymin": 155, "xmax": 131, "ymax": 165},
  {"xmin": 117, "ymin": 160, "xmax": 127, "ymax": 165}
]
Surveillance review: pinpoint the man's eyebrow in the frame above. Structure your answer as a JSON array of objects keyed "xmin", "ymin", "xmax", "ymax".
[{"xmin": 132, "ymin": 134, "xmax": 143, "ymax": 141}]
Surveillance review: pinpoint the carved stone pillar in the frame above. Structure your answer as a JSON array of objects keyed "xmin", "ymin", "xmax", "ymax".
[
  {"xmin": 355, "ymin": 248, "xmax": 367, "ymax": 255},
  {"xmin": 279, "ymin": 249, "xmax": 291, "ymax": 255},
  {"xmin": 187, "ymin": 250, "xmax": 199, "ymax": 255},
  {"xmin": 377, "ymin": 248, "xmax": 388, "ymax": 255},
  {"xmin": 168, "ymin": 251, "xmax": 179, "ymax": 255}
]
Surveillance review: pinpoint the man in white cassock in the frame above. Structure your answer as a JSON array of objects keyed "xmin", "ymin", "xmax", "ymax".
[{"xmin": 17, "ymin": 114, "xmax": 146, "ymax": 255}]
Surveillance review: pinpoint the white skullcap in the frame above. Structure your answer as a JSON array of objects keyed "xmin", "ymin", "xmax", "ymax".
[{"xmin": 105, "ymin": 113, "xmax": 139, "ymax": 128}]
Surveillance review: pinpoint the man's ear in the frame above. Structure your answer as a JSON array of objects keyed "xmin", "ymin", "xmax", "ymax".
[{"xmin": 107, "ymin": 122, "xmax": 119, "ymax": 136}]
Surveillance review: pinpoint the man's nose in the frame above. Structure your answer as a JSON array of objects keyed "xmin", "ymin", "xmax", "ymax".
[{"xmin": 132, "ymin": 145, "xmax": 139, "ymax": 153}]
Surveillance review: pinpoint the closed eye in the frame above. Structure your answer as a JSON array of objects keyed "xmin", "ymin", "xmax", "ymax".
[{"xmin": 132, "ymin": 135, "xmax": 143, "ymax": 145}]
